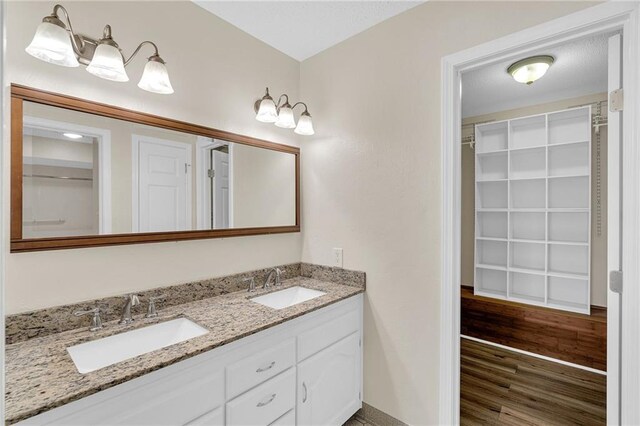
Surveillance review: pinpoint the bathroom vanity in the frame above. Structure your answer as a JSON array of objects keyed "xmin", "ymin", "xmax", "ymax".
[{"xmin": 7, "ymin": 277, "xmax": 363, "ymax": 426}]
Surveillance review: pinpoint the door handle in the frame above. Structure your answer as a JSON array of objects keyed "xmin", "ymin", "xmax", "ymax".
[{"xmin": 302, "ymin": 382, "xmax": 308, "ymax": 403}]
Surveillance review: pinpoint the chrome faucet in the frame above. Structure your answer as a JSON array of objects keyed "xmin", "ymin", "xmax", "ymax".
[
  {"xmin": 119, "ymin": 294, "xmax": 140, "ymax": 325},
  {"xmin": 74, "ymin": 306, "xmax": 106, "ymax": 331},
  {"xmin": 145, "ymin": 295, "xmax": 166, "ymax": 318},
  {"xmin": 263, "ymin": 268, "xmax": 282, "ymax": 289},
  {"xmin": 244, "ymin": 276, "xmax": 256, "ymax": 292}
]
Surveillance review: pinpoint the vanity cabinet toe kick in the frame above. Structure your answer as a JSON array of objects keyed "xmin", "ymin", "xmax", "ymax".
[{"xmin": 16, "ymin": 294, "xmax": 363, "ymax": 426}]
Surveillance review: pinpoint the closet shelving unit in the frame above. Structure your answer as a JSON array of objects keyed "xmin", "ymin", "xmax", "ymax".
[{"xmin": 474, "ymin": 106, "xmax": 591, "ymax": 314}]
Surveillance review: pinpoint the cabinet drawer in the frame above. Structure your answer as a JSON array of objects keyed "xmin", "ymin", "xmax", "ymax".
[
  {"xmin": 227, "ymin": 338, "xmax": 295, "ymax": 399},
  {"xmin": 25, "ymin": 359, "xmax": 224, "ymax": 425},
  {"xmin": 270, "ymin": 409, "xmax": 295, "ymax": 426},
  {"xmin": 226, "ymin": 368, "xmax": 296, "ymax": 426},
  {"xmin": 298, "ymin": 308, "xmax": 359, "ymax": 361},
  {"xmin": 185, "ymin": 406, "xmax": 224, "ymax": 426}
]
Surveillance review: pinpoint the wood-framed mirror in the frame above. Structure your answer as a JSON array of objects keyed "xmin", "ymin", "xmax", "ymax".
[{"xmin": 10, "ymin": 84, "xmax": 300, "ymax": 252}]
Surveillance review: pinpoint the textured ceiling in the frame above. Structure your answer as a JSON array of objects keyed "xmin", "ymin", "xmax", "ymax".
[
  {"xmin": 462, "ymin": 34, "xmax": 610, "ymax": 118},
  {"xmin": 193, "ymin": 1, "xmax": 424, "ymax": 61}
]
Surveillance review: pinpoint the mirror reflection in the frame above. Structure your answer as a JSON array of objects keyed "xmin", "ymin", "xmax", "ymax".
[{"xmin": 22, "ymin": 102, "xmax": 296, "ymax": 238}]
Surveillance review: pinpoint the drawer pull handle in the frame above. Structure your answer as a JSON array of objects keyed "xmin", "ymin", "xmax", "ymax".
[
  {"xmin": 302, "ymin": 382, "xmax": 308, "ymax": 403},
  {"xmin": 257, "ymin": 393, "xmax": 277, "ymax": 407},
  {"xmin": 256, "ymin": 361, "xmax": 276, "ymax": 373}
]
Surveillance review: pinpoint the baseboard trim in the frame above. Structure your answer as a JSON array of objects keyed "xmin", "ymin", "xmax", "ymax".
[
  {"xmin": 461, "ymin": 335, "xmax": 606, "ymax": 375},
  {"xmin": 355, "ymin": 402, "xmax": 408, "ymax": 426}
]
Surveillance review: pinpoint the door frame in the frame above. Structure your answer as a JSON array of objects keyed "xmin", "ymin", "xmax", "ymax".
[
  {"xmin": 131, "ymin": 134, "xmax": 192, "ymax": 233},
  {"xmin": 22, "ymin": 115, "xmax": 112, "ymax": 234},
  {"xmin": 440, "ymin": 3, "xmax": 640, "ymax": 424},
  {"xmin": 195, "ymin": 136, "xmax": 234, "ymax": 230}
]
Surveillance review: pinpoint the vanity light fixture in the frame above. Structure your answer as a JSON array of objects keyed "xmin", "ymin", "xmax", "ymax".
[
  {"xmin": 26, "ymin": 4, "xmax": 174, "ymax": 94},
  {"xmin": 255, "ymin": 88, "xmax": 315, "ymax": 135},
  {"xmin": 507, "ymin": 55, "xmax": 554, "ymax": 85}
]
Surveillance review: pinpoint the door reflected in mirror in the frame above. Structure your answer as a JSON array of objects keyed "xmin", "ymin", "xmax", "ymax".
[{"xmin": 21, "ymin": 101, "xmax": 297, "ymax": 239}]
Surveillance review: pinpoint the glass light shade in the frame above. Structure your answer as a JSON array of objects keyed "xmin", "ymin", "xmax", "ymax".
[
  {"xmin": 275, "ymin": 105, "xmax": 296, "ymax": 128},
  {"xmin": 138, "ymin": 59, "xmax": 174, "ymax": 94},
  {"xmin": 256, "ymin": 98, "xmax": 278, "ymax": 123},
  {"xmin": 508, "ymin": 56, "xmax": 554, "ymax": 85},
  {"xmin": 86, "ymin": 43, "xmax": 129, "ymax": 82},
  {"xmin": 25, "ymin": 21, "xmax": 79, "ymax": 67},
  {"xmin": 294, "ymin": 112, "xmax": 314, "ymax": 136}
]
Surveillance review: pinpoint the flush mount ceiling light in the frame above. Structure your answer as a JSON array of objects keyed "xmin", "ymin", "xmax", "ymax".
[
  {"xmin": 26, "ymin": 4, "xmax": 173, "ymax": 94},
  {"xmin": 254, "ymin": 88, "xmax": 315, "ymax": 136},
  {"xmin": 63, "ymin": 132, "xmax": 83, "ymax": 139},
  {"xmin": 507, "ymin": 55, "xmax": 555, "ymax": 85}
]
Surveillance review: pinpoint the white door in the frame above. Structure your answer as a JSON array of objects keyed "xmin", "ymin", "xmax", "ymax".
[
  {"xmin": 607, "ymin": 33, "xmax": 622, "ymax": 425},
  {"xmin": 134, "ymin": 136, "xmax": 191, "ymax": 232},
  {"xmin": 297, "ymin": 332, "xmax": 361, "ymax": 426},
  {"xmin": 213, "ymin": 149, "xmax": 230, "ymax": 229}
]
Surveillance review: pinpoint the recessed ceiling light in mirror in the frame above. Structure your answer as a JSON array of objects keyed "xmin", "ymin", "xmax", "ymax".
[{"xmin": 63, "ymin": 132, "xmax": 83, "ymax": 139}]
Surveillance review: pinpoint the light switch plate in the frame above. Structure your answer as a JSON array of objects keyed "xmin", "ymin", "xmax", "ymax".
[{"xmin": 333, "ymin": 248, "xmax": 343, "ymax": 268}]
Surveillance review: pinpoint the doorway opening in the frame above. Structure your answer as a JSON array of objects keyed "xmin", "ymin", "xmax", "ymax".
[
  {"xmin": 440, "ymin": 3, "xmax": 640, "ymax": 425},
  {"xmin": 196, "ymin": 137, "xmax": 234, "ymax": 230},
  {"xmin": 22, "ymin": 115, "xmax": 111, "ymax": 237}
]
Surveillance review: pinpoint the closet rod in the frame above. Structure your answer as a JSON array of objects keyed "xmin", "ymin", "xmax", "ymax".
[
  {"xmin": 23, "ymin": 219, "xmax": 66, "ymax": 225},
  {"xmin": 23, "ymin": 174, "xmax": 93, "ymax": 182}
]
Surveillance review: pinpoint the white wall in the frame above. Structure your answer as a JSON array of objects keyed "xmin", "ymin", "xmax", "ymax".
[
  {"xmin": 299, "ymin": 1, "xmax": 598, "ymax": 424},
  {"xmin": 232, "ymin": 143, "xmax": 296, "ymax": 228},
  {"xmin": 5, "ymin": 1, "xmax": 302, "ymax": 314}
]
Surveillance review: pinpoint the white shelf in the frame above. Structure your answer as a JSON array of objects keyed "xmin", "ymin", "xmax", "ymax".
[
  {"xmin": 510, "ymin": 147, "xmax": 546, "ymax": 179},
  {"xmin": 477, "ymin": 181, "xmax": 508, "ymax": 209},
  {"xmin": 549, "ymin": 211, "xmax": 589, "ymax": 243},
  {"xmin": 510, "ymin": 241, "xmax": 545, "ymax": 271},
  {"xmin": 477, "ymin": 212, "xmax": 508, "ymax": 239},
  {"xmin": 476, "ymin": 121, "xmax": 508, "ymax": 153},
  {"xmin": 511, "ymin": 179, "xmax": 546, "ymax": 209},
  {"xmin": 476, "ymin": 240, "xmax": 507, "ymax": 268},
  {"xmin": 548, "ymin": 243, "xmax": 589, "ymax": 276},
  {"xmin": 510, "ymin": 271, "xmax": 545, "ymax": 302},
  {"xmin": 509, "ymin": 266, "xmax": 547, "ymax": 276},
  {"xmin": 474, "ymin": 105, "xmax": 591, "ymax": 314},
  {"xmin": 548, "ymin": 108, "xmax": 591, "ymax": 145},
  {"xmin": 548, "ymin": 142, "xmax": 589, "ymax": 177},
  {"xmin": 475, "ymin": 268, "xmax": 507, "ymax": 296},
  {"xmin": 477, "ymin": 151, "xmax": 508, "ymax": 180},
  {"xmin": 547, "ymin": 276, "xmax": 589, "ymax": 313},
  {"xmin": 510, "ymin": 115, "xmax": 546, "ymax": 149},
  {"xmin": 510, "ymin": 211, "xmax": 545, "ymax": 241},
  {"xmin": 548, "ymin": 176, "xmax": 589, "ymax": 209}
]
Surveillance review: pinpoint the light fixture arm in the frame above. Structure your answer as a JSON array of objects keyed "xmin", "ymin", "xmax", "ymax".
[
  {"xmin": 51, "ymin": 4, "xmax": 84, "ymax": 53},
  {"xmin": 124, "ymin": 40, "xmax": 161, "ymax": 66},
  {"xmin": 291, "ymin": 102, "xmax": 310, "ymax": 114},
  {"xmin": 275, "ymin": 94, "xmax": 290, "ymax": 109}
]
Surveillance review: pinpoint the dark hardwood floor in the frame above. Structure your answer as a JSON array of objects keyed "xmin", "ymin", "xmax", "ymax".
[
  {"xmin": 460, "ymin": 337, "xmax": 606, "ymax": 425},
  {"xmin": 461, "ymin": 286, "xmax": 607, "ymax": 370}
]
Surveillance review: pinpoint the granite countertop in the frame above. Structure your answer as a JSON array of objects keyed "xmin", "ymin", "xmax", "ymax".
[{"xmin": 5, "ymin": 277, "xmax": 363, "ymax": 424}]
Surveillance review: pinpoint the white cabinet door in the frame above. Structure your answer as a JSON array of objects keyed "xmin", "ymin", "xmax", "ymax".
[{"xmin": 297, "ymin": 332, "xmax": 361, "ymax": 426}]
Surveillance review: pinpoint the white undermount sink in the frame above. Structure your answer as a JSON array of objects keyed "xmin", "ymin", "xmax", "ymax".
[
  {"xmin": 251, "ymin": 286, "xmax": 326, "ymax": 310},
  {"xmin": 67, "ymin": 318, "xmax": 208, "ymax": 374}
]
